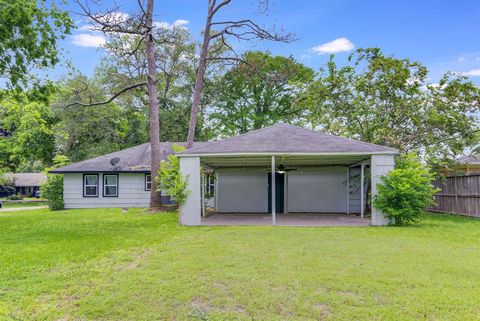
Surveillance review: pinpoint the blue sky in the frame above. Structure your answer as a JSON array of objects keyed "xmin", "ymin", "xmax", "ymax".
[{"xmin": 60, "ymin": 0, "xmax": 480, "ymax": 83}]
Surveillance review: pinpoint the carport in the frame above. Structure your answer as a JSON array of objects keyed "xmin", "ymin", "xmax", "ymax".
[{"xmin": 178, "ymin": 124, "xmax": 397, "ymax": 226}]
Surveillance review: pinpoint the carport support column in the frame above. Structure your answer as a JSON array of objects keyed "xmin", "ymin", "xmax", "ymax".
[
  {"xmin": 371, "ymin": 155, "xmax": 395, "ymax": 226},
  {"xmin": 179, "ymin": 156, "xmax": 201, "ymax": 226},
  {"xmin": 271, "ymin": 156, "xmax": 276, "ymax": 225}
]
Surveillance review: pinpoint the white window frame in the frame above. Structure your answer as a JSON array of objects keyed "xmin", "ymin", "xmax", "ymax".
[
  {"xmin": 103, "ymin": 174, "xmax": 118, "ymax": 197},
  {"xmin": 145, "ymin": 174, "xmax": 152, "ymax": 191},
  {"xmin": 83, "ymin": 174, "xmax": 99, "ymax": 197}
]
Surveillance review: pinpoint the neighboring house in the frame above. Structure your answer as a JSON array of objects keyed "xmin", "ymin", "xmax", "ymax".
[
  {"xmin": 3, "ymin": 173, "xmax": 47, "ymax": 196},
  {"xmin": 50, "ymin": 142, "xmax": 207, "ymax": 208},
  {"xmin": 440, "ymin": 154, "xmax": 480, "ymax": 176},
  {"xmin": 52, "ymin": 124, "xmax": 398, "ymax": 226},
  {"xmin": 178, "ymin": 124, "xmax": 398, "ymax": 226}
]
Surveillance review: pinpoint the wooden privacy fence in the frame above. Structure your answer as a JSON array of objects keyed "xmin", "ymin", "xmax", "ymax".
[{"xmin": 430, "ymin": 174, "xmax": 480, "ymax": 217}]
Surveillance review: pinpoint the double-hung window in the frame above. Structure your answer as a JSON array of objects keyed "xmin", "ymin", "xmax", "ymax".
[
  {"xmin": 145, "ymin": 174, "xmax": 152, "ymax": 191},
  {"xmin": 83, "ymin": 174, "xmax": 99, "ymax": 197},
  {"xmin": 103, "ymin": 174, "xmax": 118, "ymax": 197}
]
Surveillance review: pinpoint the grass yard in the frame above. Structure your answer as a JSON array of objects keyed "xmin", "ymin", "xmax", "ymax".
[{"xmin": 1, "ymin": 209, "xmax": 480, "ymax": 320}]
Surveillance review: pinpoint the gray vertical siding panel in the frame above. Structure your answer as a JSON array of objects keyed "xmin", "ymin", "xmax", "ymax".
[{"xmin": 63, "ymin": 173, "xmax": 150, "ymax": 208}]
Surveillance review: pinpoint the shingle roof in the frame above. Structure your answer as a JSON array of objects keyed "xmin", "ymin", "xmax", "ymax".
[
  {"xmin": 4, "ymin": 173, "xmax": 47, "ymax": 187},
  {"xmin": 458, "ymin": 155, "xmax": 480, "ymax": 164},
  {"xmin": 51, "ymin": 142, "xmax": 208, "ymax": 173},
  {"xmin": 180, "ymin": 124, "xmax": 398, "ymax": 155}
]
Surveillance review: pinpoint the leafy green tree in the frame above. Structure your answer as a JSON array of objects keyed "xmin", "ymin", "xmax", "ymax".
[
  {"xmin": 42, "ymin": 155, "xmax": 69, "ymax": 210},
  {"xmin": 0, "ymin": 0, "xmax": 73, "ymax": 96},
  {"xmin": 157, "ymin": 145, "xmax": 189, "ymax": 206},
  {"xmin": 210, "ymin": 51, "xmax": 314, "ymax": 136},
  {"xmin": 299, "ymin": 48, "xmax": 480, "ymax": 160},
  {"xmin": 0, "ymin": 95, "xmax": 56, "ymax": 171},
  {"xmin": 373, "ymin": 154, "xmax": 439, "ymax": 225}
]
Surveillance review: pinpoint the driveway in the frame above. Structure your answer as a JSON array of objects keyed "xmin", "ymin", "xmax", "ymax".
[{"xmin": 0, "ymin": 206, "xmax": 48, "ymax": 212}]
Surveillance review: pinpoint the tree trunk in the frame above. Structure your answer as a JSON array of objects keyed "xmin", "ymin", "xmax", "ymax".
[
  {"xmin": 186, "ymin": 4, "xmax": 213, "ymax": 148},
  {"xmin": 145, "ymin": 0, "xmax": 162, "ymax": 208}
]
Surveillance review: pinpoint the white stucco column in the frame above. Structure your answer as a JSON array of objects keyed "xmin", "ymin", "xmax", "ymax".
[
  {"xmin": 371, "ymin": 154, "xmax": 395, "ymax": 226},
  {"xmin": 179, "ymin": 156, "xmax": 201, "ymax": 226}
]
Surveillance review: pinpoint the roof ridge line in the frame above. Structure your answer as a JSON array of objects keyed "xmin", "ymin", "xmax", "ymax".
[{"xmin": 180, "ymin": 124, "xmax": 281, "ymax": 154}]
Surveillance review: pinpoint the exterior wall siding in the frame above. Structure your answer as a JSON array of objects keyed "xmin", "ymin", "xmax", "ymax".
[
  {"xmin": 63, "ymin": 173, "xmax": 150, "ymax": 208},
  {"xmin": 216, "ymin": 171, "xmax": 268, "ymax": 213},
  {"xmin": 287, "ymin": 167, "xmax": 348, "ymax": 213},
  {"xmin": 215, "ymin": 167, "xmax": 355, "ymax": 214}
]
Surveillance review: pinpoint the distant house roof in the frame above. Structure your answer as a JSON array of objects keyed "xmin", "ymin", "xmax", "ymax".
[
  {"xmin": 51, "ymin": 142, "xmax": 208, "ymax": 173},
  {"xmin": 4, "ymin": 173, "xmax": 47, "ymax": 187},
  {"xmin": 457, "ymin": 154, "xmax": 480, "ymax": 164},
  {"xmin": 179, "ymin": 124, "xmax": 398, "ymax": 156}
]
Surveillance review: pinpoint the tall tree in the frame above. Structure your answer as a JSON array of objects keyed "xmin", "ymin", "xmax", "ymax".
[
  {"xmin": 0, "ymin": 0, "xmax": 73, "ymax": 97},
  {"xmin": 298, "ymin": 48, "xmax": 480, "ymax": 160},
  {"xmin": 186, "ymin": 0, "xmax": 294, "ymax": 147},
  {"xmin": 210, "ymin": 51, "xmax": 314, "ymax": 136},
  {"xmin": 95, "ymin": 22, "xmax": 201, "ymax": 142},
  {"xmin": 70, "ymin": 0, "xmax": 163, "ymax": 208}
]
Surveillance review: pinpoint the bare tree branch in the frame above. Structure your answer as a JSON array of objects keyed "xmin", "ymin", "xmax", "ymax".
[
  {"xmin": 63, "ymin": 82, "xmax": 148, "ymax": 108},
  {"xmin": 186, "ymin": 0, "xmax": 296, "ymax": 147}
]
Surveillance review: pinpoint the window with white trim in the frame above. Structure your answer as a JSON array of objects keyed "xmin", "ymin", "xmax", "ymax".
[
  {"xmin": 84, "ymin": 174, "xmax": 98, "ymax": 197},
  {"xmin": 145, "ymin": 174, "xmax": 152, "ymax": 191},
  {"xmin": 103, "ymin": 174, "xmax": 118, "ymax": 197},
  {"xmin": 205, "ymin": 174, "xmax": 215, "ymax": 198}
]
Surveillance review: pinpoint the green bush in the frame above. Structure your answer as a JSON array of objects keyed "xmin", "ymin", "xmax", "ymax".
[
  {"xmin": 41, "ymin": 155, "xmax": 69, "ymax": 211},
  {"xmin": 156, "ymin": 144, "xmax": 190, "ymax": 206},
  {"xmin": 7, "ymin": 193, "xmax": 23, "ymax": 200},
  {"xmin": 373, "ymin": 153, "xmax": 439, "ymax": 225}
]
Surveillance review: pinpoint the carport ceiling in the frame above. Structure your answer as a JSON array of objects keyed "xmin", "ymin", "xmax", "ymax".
[{"xmin": 201, "ymin": 155, "xmax": 370, "ymax": 169}]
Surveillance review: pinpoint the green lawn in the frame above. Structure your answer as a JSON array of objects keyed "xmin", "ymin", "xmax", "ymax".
[{"xmin": 1, "ymin": 209, "xmax": 479, "ymax": 320}]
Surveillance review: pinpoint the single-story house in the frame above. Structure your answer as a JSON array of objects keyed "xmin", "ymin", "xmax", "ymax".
[
  {"xmin": 439, "ymin": 154, "xmax": 480, "ymax": 176},
  {"xmin": 52, "ymin": 124, "xmax": 398, "ymax": 226},
  {"xmin": 50, "ymin": 142, "xmax": 207, "ymax": 208},
  {"xmin": 2, "ymin": 173, "xmax": 47, "ymax": 196}
]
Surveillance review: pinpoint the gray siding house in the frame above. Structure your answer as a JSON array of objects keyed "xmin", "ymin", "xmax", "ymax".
[
  {"xmin": 52, "ymin": 124, "xmax": 397, "ymax": 226},
  {"xmin": 51, "ymin": 142, "xmax": 206, "ymax": 208}
]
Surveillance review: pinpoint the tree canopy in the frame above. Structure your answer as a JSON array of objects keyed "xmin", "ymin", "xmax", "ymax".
[
  {"xmin": 297, "ymin": 48, "xmax": 480, "ymax": 160},
  {"xmin": 210, "ymin": 51, "xmax": 314, "ymax": 136},
  {"xmin": 0, "ymin": 46, "xmax": 479, "ymax": 173},
  {"xmin": 0, "ymin": 0, "xmax": 73, "ymax": 97}
]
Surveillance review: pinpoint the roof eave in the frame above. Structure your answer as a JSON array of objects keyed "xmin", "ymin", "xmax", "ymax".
[
  {"xmin": 177, "ymin": 151, "xmax": 399, "ymax": 157},
  {"xmin": 49, "ymin": 170, "xmax": 151, "ymax": 174}
]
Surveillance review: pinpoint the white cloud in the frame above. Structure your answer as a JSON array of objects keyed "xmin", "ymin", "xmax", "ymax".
[
  {"xmin": 461, "ymin": 68, "xmax": 480, "ymax": 77},
  {"xmin": 301, "ymin": 54, "xmax": 311, "ymax": 59},
  {"xmin": 458, "ymin": 56, "xmax": 466, "ymax": 62},
  {"xmin": 174, "ymin": 19, "xmax": 189, "ymax": 27},
  {"xmin": 312, "ymin": 37, "xmax": 355, "ymax": 54},
  {"xmin": 154, "ymin": 19, "xmax": 189, "ymax": 30},
  {"xmin": 71, "ymin": 34, "xmax": 106, "ymax": 47}
]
